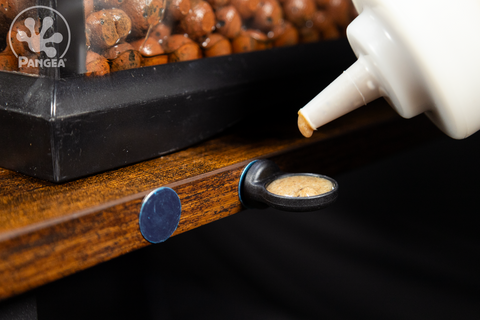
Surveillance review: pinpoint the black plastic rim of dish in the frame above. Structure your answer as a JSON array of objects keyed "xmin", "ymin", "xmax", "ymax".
[{"xmin": 239, "ymin": 160, "xmax": 339, "ymax": 212}]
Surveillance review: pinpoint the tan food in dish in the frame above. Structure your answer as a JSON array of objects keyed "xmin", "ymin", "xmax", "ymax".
[{"xmin": 267, "ymin": 175, "xmax": 333, "ymax": 197}]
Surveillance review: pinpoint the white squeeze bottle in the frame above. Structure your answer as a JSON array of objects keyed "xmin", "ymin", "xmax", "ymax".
[{"xmin": 298, "ymin": 0, "xmax": 480, "ymax": 140}]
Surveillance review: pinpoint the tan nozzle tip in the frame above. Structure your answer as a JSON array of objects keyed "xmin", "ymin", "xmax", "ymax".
[{"xmin": 298, "ymin": 112, "xmax": 314, "ymax": 138}]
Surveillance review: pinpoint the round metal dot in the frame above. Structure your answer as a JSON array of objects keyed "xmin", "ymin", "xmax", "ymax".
[{"xmin": 139, "ymin": 187, "xmax": 182, "ymax": 244}]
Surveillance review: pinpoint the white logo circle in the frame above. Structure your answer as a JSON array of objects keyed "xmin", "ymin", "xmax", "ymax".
[{"xmin": 8, "ymin": 5, "xmax": 71, "ymax": 59}]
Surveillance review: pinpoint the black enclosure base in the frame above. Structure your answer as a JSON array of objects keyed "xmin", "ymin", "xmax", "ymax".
[{"xmin": 0, "ymin": 40, "xmax": 355, "ymax": 183}]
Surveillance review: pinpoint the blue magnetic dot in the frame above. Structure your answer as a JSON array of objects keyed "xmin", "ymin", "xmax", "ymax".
[{"xmin": 139, "ymin": 187, "xmax": 182, "ymax": 244}]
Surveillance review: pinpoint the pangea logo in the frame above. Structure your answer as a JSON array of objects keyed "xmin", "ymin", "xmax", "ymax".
[
  {"xmin": 8, "ymin": 6, "xmax": 71, "ymax": 68},
  {"xmin": 17, "ymin": 17, "xmax": 63, "ymax": 58}
]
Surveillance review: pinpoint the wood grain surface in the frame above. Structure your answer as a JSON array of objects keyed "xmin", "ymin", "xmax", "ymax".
[{"xmin": 0, "ymin": 100, "xmax": 442, "ymax": 300}]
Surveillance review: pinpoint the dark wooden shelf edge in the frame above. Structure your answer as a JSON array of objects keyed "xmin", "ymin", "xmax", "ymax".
[
  {"xmin": 0, "ymin": 112, "xmax": 443, "ymax": 301},
  {"xmin": 0, "ymin": 161, "xmax": 249, "ymax": 301}
]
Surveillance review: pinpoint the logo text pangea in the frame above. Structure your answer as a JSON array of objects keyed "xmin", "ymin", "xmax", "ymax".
[{"xmin": 18, "ymin": 57, "xmax": 66, "ymax": 68}]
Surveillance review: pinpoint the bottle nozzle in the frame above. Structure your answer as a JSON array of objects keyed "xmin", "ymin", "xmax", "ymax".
[{"xmin": 298, "ymin": 55, "xmax": 381, "ymax": 137}]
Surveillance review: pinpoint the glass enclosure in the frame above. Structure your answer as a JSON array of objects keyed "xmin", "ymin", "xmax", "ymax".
[{"xmin": 0, "ymin": 0, "xmax": 356, "ymax": 77}]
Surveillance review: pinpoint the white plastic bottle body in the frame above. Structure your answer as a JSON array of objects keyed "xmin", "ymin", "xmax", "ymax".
[{"xmin": 299, "ymin": 0, "xmax": 480, "ymax": 139}]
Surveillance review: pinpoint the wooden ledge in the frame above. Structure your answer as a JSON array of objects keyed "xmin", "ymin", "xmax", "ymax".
[{"xmin": 0, "ymin": 100, "xmax": 441, "ymax": 300}]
